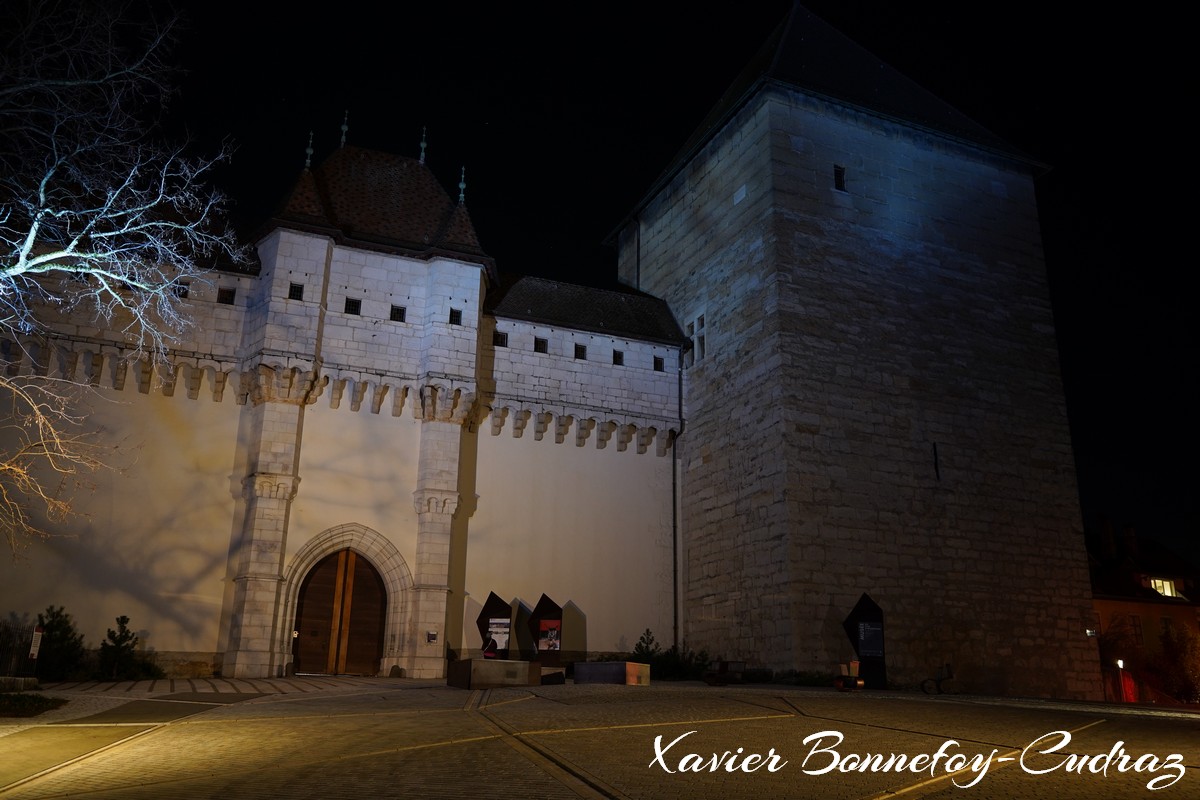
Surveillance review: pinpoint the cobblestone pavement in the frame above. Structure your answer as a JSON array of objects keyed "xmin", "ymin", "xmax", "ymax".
[{"xmin": 2, "ymin": 679, "xmax": 1197, "ymax": 799}]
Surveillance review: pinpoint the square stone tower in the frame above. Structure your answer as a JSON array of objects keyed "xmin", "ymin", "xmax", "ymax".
[{"xmin": 616, "ymin": 4, "xmax": 1101, "ymax": 698}]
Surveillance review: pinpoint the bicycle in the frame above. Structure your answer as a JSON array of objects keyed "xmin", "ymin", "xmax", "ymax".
[{"xmin": 921, "ymin": 663, "xmax": 957, "ymax": 694}]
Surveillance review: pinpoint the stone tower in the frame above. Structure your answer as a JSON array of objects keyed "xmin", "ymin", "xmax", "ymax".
[
  {"xmin": 615, "ymin": 4, "xmax": 1101, "ymax": 698},
  {"xmin": 221, "ymin": 146, "xmax": 492, "ymax": 678}
]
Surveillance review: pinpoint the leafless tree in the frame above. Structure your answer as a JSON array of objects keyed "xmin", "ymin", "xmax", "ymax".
[{"xmin": 0, "ymin": 0, "xmax": 245, "ymax": 552}]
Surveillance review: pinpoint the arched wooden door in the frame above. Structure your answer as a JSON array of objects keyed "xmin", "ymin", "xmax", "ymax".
[{"xmin": 293, "ymin": 549, "xmax": 386, "ymax": 675}]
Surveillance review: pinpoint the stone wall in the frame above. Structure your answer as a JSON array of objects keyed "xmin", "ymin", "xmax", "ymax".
[
  {"xmin": 618, "ymin": 86, "xmax": 1102, "ymax": 699},
  {"xmin": 482, "ymin": 315, "xmax": 679, "ymax": 449},
  {"xmin": 4, "ymin": 223, "xmax": 684, "ymax": 679}
]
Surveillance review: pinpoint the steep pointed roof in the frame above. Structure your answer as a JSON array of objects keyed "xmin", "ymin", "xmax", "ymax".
[
  {"xmin": 736, "ymin": 3, "xmax": 1019, "ymax": 154},
  {"xmin": 261, "ymin": 145, "xmax": 495, "ymax": 277},
  {"xmin": 622, "ymin": 2, "xmax": 1037, "ymax": 226}
]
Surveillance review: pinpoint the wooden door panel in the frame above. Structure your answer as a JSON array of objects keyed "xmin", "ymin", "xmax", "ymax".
[
  {"xmin": 343, "ymin": 554, "xmax": 386, "ymax": 674},
  {"xmin": 293, "ymin": 549, "xmax": 385, "ymax": 675}
]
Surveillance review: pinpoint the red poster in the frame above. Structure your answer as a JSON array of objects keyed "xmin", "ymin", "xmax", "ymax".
[{"xmin": 538, "ymin": 620, "xmax": 561, "ymax": 651}]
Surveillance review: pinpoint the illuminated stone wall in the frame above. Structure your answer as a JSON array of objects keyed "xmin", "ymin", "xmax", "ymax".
[
  {"xmin": 0, "ymin": 382, "xmax": 240, "ymax": 669},
  {"xmin": 2, "ymin": 226, "xmax": 679, "ymax": 678},
  {"xmin": 618, "ymin": 85, "xmax": 1103, "ymax": 699},
  {"xmin": 458, "ymin": 422, "xmax": 675, "ymax": 658},
  {"xmin": 454, "ymin": 313, "xmax": 680, "ymax": 659}
]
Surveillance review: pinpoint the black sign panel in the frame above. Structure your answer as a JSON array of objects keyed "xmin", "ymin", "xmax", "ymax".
[
  {"xmin": 858, "ymin": 621, "xmax": 884, "ymax": 657},
  {"xmin": 842, "ymin": 593, "xmax": 887, "ymax": 689}
]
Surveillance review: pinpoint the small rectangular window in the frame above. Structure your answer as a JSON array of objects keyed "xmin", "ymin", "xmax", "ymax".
[
  {"xmin": 493, "ymin": 331, "xmax": 508, "ymax": 347},
  {"xmin": 288, "ymin": 282, "xmax": 305, "ymax": 301},
  {"xmin": 344, "ymin": 297, "xmax": 361, "ymax": 315},
  {"xmin": 834, "ymin": 164, "xmax": 847, "ymax": 192},
  {"xmin": 574, "ymin": 343, "xmax": 587, "ymax": 360},
  {"xmin": 653, "ymin": 356, "xmax": 665, "ymax": 372},
  {"xmin": 1151, "ymin": 578, "xmax": 1180, "ymax": 598},
  {"xmin": 612, "ymin": 350, "xmax": 624, "ymax": 366},
  {"xmin": 216, "ymin": 287, "xmax": 236, "ymax": 305},
  {"xmin": 534, "ymin": 337, "xmax": 548, "ymax": 354},
  {"xmin": 449, "ymin": 308, "xmax": 462, "ymax": 325},
  {"xmin": 174, "ymin": 283, "xmax": 190, "ymax": 299},
  {"xmin": 390, "ymin": 305, "xmax": 406, "ymax": 322}
]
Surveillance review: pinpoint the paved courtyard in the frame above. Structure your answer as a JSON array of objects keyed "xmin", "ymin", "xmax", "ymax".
[{"xmin": 1, "ymin": 677, "xmax": 1196, "ymax": 799}]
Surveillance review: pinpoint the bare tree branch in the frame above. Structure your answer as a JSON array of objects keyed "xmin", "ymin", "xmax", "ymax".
[
  {"xmin": 0, "ymin": 0, "xmax": 247, "ymax": 552},
  {"xmin": 0, "ymin": 374, "xmax": 108, "ymax": 553}
]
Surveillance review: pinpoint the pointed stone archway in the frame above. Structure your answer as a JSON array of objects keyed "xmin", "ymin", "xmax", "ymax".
[{"xmin": 278, "ymin": 524, "xmax": 413, "ymax": 676}]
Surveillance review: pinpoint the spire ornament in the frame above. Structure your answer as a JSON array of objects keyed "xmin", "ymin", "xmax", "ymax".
[
  {"xmin": 419, "ymin": 126, "xmax": 427, "ymax": 165},
  {"xmin": 458, "ymin": 166, "xmax": 466, "ymax": 205},
  {"xmin": 340, "ymin": 110, "xmax": 349, "ymax": 147},
  {"xmin": 304, "ymin": 131, "xmax": 313, "ymax": 169}
]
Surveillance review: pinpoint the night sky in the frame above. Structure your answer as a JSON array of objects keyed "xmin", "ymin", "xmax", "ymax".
[{"xmin": 167, "ymin": 2, "xmax": 1193, "ymax": 561}]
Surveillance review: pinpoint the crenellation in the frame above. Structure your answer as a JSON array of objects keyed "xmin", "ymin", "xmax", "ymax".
[{"xmin": 349, "ymin": 379, "xmax": 369, "ymax": 412}]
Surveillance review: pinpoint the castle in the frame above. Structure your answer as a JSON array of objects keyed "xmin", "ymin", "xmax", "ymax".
[{"xmin": 2, "ymin": 4, "xmax": 1102, "ymax": 697}]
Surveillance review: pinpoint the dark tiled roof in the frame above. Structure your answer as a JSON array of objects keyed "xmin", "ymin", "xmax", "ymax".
[
  {"xmin": 621, "ymin": 3, "xmax": 1035, "ymax": 230},
  {"xmin": 487, "ymin": 275, "xmax": 686, "ymax": 345},
  {"xmin": 765, "ymin": 3, "xmax": 1019, "ymax": 154},
  {"xmin": 260, "ymin": 146, "xmax": 494, "ymax": 276}
]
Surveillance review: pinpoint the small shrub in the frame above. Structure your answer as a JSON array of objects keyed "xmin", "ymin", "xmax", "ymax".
[
  {"xmin": 97, "ymin": 616, "xmax": 165, "ymax": 681},
  {"xmin": 629, "ymin": 629, "xmax": 710, "ymax": 680},
  {"xmin": 631, "ymin": 628, "xmax": 660, "ymax": 663},
  {"xmin": 35, "ymin": 606, "xmax": 89, "ymax": 681}
]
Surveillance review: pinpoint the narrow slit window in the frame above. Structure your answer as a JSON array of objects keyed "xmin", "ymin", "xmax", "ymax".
[
  {"xmin": 687, "ymin": 313, "xmax": 706, "ymax": 366},
  {"xmin": 344, "ymin": 297, "xmax": 361, "ymax": 315},
  {"xmin": 449, "ymin": 308, "xmax": 462, "ymax": 325},
  {"xmin": 534, "ymin": 337, "xmax": 548, "ymax": 354},
  {"xmin": 390, "ymin": 305, "xmax": 406, "ymax": 322},
  {"xmin": 834, "ymin": 164, "xmax": 847, "ymax": 192},
  {"xmin": 288, "ymin": 282, "xmax": 305, "ymax": 301},
  {"xmin": 216, "ymin": 287, "xmax": 236, "ymax": 305}
]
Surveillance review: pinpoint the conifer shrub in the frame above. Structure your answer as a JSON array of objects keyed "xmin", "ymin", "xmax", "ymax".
[
  {"xmin": 629, "ymin": 628, "xmax": 711, "ymax": 680},
  {"xmin": 34, "ymin": 606, "xmax": 90, "ymax": 681},
  {"xmin": 97, "ymin": 616, "xmax": 165, "ymax": 681}
]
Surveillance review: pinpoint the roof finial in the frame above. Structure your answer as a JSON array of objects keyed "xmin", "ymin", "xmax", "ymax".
[
  {"xmin": 304, "ymin": 131, "xmax": 313, "ymax": 169},
  {"xmin": 340, "ymin": 110, "xmax": 349, "ymax": 148},
  {"xmin": 419, "ymin": 126, "xmax": 427, "ymax": 165},
  {"xmin": 458, "ymin": 166, "xmax": 466, "ymax": 205}
]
